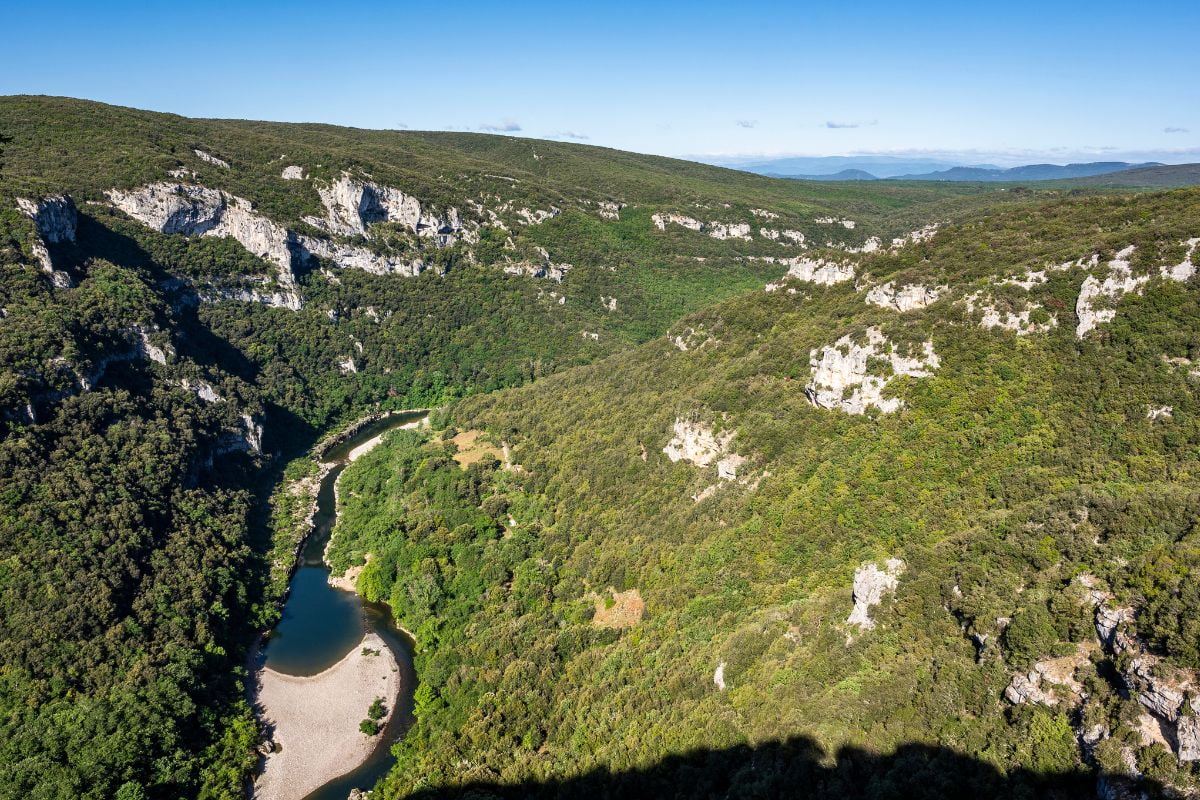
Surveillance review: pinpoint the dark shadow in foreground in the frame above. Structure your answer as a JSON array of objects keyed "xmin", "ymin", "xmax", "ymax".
[{"xmin": 399, "ymin": 737, "xmax": 1158, "ymax": 800}]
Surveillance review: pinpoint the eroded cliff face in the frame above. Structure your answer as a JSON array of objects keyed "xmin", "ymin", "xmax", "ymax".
[
  {"xmin": 963, "ymin": 293, "xmax": 1057, "ymax": 335},
  {"xmin": 305, "ymin": 172, "xmax": 467, "ymax": 246},
  {"xmin": 16, "ymin": 195, "xmax": 78, "ymax": 287},
  {"xmin": 806, "ymin": 327, "xmax": 939, "ymax": 415},
  {"xmin": 865, "ymin": 281, "xmax": 944, "ymax": 312},
  {"xmin": 846, "ymin": 559, "xmax": 905, "ymax": 633},
  {"xmin": 1000, "ymin": 574, "xmax": 1200, "ymax": 798}
]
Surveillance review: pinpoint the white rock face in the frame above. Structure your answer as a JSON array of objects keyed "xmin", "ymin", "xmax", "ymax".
[
  {"xmin": 108, "ymin": 182, "xmax": 229, "ymax": 236},
  {"xmin": 1076, "ymin": 246, "xmax": 1145, "ymax": 338},
  {"xmin": 806, "ymin": 328, "xmax": 939, "ymax": 415},
  {"xmin": 1004, "ymin": 270, "xmax": 1048, "ymax": 290},
  {"xmin": 670, "ymin": 326, "xmax": 715, "ymax": 352},
  {"xmin": 1161, "ymin": 237, "xmax": 1200, "ymax": 283},
  {"xmin": 865, "ymin": 281, "xmax": 944, "ymax": 312},
  {"xmin": 964, "ymin": 293, "xmax": 1056, "ymax": 336},
  {"xmin": 652, "ymin": 212, "xmax": 704, "ymax": 232},
  {"xmin": 503, "ymin": 245, "xmax": 571, "ymax": 282},
  {"xmin": 663, "ymin": 419, "xmax": 732, "ymax": 468},
  {"xmin": 773, "ymin": 257, "xmax": 856, "ymax": 287},
  {"xmin": 16, "ymin": 195, "xmax": 77, "ymax": 286},
  {"xmin": 1004, "ymin": 670, "xmax": 1060, "ymax": 706},
  {"xmin": 108, "ymin": 181, "xmax": 441, "ymax": 300},
  {"xmin": 716, "ymin": 453, "xmax": 747, "ymax": 481},
  {"xmin": 180, "ymin": 378, "xmax": 222, "ymax": 404},
  {"xmin": 713, "ymin": 661, "xmax": 727, "ymax": 690},
  {"xmin": 193, "ymin": 149, "xmax": 230, "ymax": 168},
  {"xmin": 280, "ymin": 165, "xmax": 306, "ymax": 180},
  {"xmin": 815, "ymin": 216, "xmax": 856, "ymax": 229},
  {"xmin": 846, "ymin": 559, "xmax": 904, "ymax": 631},
  {"xmin": 200, "ymin": 286, "xmax": 304, "ymax": 311},
  {"xmin": 759, "ymin": 227, "xmax": 780, "ymax": 241},
  {"xmin": 597, "ymin": 201, "xmax": 623, "ymax": 220},
  {"xmin": 218, "ymin": 414, "xmax": 264, "ymax": 455},
  {"xmin": 338, "ymin": 356, "xmax": 358, "ymax": 374},
  {"xmin": 17, "ymin": 196, "xmax": 77, "ymax": 243},
  {"xmin": 516, "ymin": 206, "xmax": 560, "ymax": 226},
  {"xmin": 1147, "ymin": 405, "xmax": 1173, "ymax": 421},
  {"xmin": 1072, "ymin": 241, "xmax": 1197, "ymax": 338},
  {"xmin": 750, "ymin": 208, "xmax": 779, "ymax": 220},
  {"xmin": 600, "ymin": 295, "xmax": 618, "ymax": 312},
  {"xmin": 890, "ymin": 224, "xmax": 939, "ymax": 248},
  {"xmin": 133, "ymin": 325, "xmax": 168, "ymax": 365},
  {"xmin": 707, "ymin": 222, "xmax": 752, "ymax": 241},
  {"xmin": 308, "ymin": 172, "xmax": 464, "ymax": 246},
  {"xmin": 1179, "ymin": 711, "xmax": 1200, "ymax": 762}
]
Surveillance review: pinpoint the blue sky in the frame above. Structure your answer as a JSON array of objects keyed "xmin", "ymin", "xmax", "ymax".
[{"xmin": 2, "ymin": 0, "xmax": 1197, "ymax": 165}]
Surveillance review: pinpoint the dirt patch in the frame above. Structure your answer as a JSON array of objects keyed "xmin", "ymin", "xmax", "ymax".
[
  {"xmin": 451, "ymin": 429, "xmax": 503, "ymax": 469},
  {"xmin": 590, "ymin": 588, "xmax": 645, "ymax": 629},
  {"xmin": 328, "ymin": 555, "xmax": 370, "ymax": 593}
]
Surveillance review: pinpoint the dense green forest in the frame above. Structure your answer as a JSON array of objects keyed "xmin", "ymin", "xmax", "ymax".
[
  {"xmin": 326, "ymin": 189, "xmax": 1200, "ymax": 798},
  {"xmin": 1, "ymin": 96, "xmax": 1197, "ymax": 799}
]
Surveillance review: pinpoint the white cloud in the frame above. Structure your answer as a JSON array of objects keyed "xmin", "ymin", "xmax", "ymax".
[
  {"xmin": 480, "ymin": 119, "xmax": 522, "ymax": 132},
  {"xmin": 736, "ymin": 119, "xmax": 757, "ymax": 128}
]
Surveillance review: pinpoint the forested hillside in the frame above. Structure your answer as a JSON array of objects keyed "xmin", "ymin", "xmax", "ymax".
[
  {"xmin": 6, "ymin": 96, "xmax": 1195, "ymax": 799},
  {"xmin": 0, "ymin": 97, "xmax": 1021, "ymax": 799},
  {"xmin": 326, "ymin": 189, "xmax": 1200, "ymax": 798}
]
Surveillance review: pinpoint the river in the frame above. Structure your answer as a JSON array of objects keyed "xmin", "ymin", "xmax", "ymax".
[{"xmin": 259, "ymin": 409, "xmax": 429, "ymax": 800}]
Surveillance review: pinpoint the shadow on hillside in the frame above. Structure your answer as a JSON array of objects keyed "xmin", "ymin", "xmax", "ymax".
[{"xmin": 400, "ymin": 736, "xmax": 1149, "ymax": 800}]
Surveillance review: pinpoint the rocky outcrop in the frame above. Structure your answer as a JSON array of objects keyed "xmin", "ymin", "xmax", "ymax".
[
  {"xmin": 671, "ymin": 325, "xmax": 716, "ymax": 352},
  {"xmin": 16, "ymin": 195, "xmax": 77, "ymax": 287},
  {"xmin": 1076, "ymin": 246, "xmax": 1146, "ymax": 338},
  {"xmin": 179, "ymin": 378, "xmax": 222, "ymax": 404},
  {"xmin": 663, "ymin": 419, "xmax": 733, "ymax": 468},
  {"xmin": 806, "ymin": 327, "xmax": 939, "ymax": 415},
  {"xmin": 1161, "ymin": 237, "xmax": 1199, "ymax": 283},
  {"xmin": 815, "ymin": 216, "xmax": 856, "ymax": 229},
  {"xmin": 597, "ymin": 201, "xmax": 623, "ymax": 220},
  {"xmin": 769, "ymin": 257, "xmax": 856, "ymax": 288},
  {"xmin": 107, "ymin": 181, "xmax": 440, "ymax": 299},
  {"xmin": 281, "ymin": 165, "xmax": 306, "ymax": 180},
  {"xmin": 502, "ymin": 246, "xmax": 571, "ymax": 282},
  {"xmin": 1004, "ymin": 642, "xmax": 1094, "ymax": 706},
  {"xmin": 707, "ymin": 222, "xmax": 752, "ymax": 241},
  {"xmin": 17, "ymin": 195, "xmax": 77, "ymax": 244},
  {"xmin": 652, "ymin": 212, "xmax": 703, "ymax": 232},
  {"xmin": 750, "ymin": 208, "xmax": 778, "ymax": 220},
  {"xmin": 963, "ymin": 293, "xmax": 1056, "ymax": 335},
  {"xmin": 306, "ymin": 172, "xmax": 465, "ymax": 246},
  {"xmin": 1147, "ymin": 405, "xmax": 1173, "ymax": 421},
  {"xmin": 1074, "ymin": 241, "xmax": 1197, "ymax": 337},
  {"xmin": 217, "ymin": 413, "xmax": 264, "ymax": 456},
  {"xmin": 652, "ymin": 213, "xmax": 751, "ymax": 240},
  {"xmin": 890, "ymin": 224, "xmax": 939, "ymax": 248},
  {"xmin": 193, "ymin": 149, "xmax": 230, "ymax": 168},
  {"xmin": 713, "ymin": 661, "xmax": 727, "ymax": 691},
  {"xmin": 846, "ymin": 559, "xmax": 904, "ymax": 632},
  {"xmin": 1178, "ymin": 712, "xmax": 1200, "ymax": 762},
  {"xmin": 865, "ymin": 281, "xmax": 944, "ymax": 312}
]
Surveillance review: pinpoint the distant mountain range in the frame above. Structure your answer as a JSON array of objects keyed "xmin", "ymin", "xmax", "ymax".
[
  {"xmin": 717, "ymin": 155, "xmax": 1178, "ymax": 184},
  {"xmin": 714, "ymin": 155, "xmax": 983, "ymax": 179},
  {"xmin": 887, "ymin": 161, "xmax": 1161, "ymax": 182}
]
